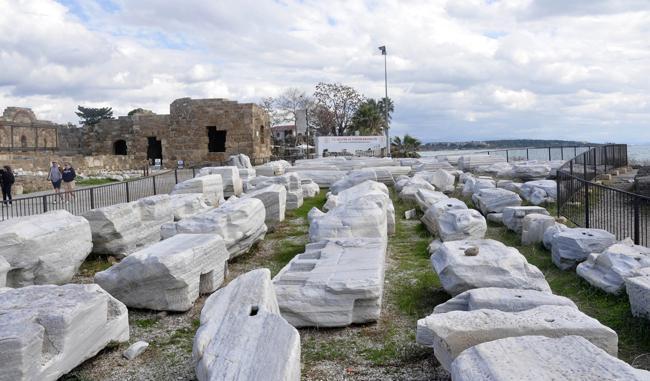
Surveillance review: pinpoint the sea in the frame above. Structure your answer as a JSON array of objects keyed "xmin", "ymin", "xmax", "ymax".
[{"xmin": 419, "ymin": 144, "xmax": 650, "ymax": 165}]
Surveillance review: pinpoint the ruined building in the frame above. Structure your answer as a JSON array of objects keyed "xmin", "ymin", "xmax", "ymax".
[{"xmin": 0, "ymin": 98, "xmax": 272, "ymax": 170}]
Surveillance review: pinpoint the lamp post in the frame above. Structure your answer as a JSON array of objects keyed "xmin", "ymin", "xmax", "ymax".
[{"xmin": 378, "ymin": 45, "xmax": 389, "ymax": 157}]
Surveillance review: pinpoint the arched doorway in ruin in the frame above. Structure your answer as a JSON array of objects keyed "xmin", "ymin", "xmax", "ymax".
[{"xmin": 113, "ymin": 139, "xmax": 128, "ymax": 155}]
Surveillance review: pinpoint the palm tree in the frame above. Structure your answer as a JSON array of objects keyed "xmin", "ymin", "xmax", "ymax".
[
  {"xmin": 350, "ymin": 100, "xmax": 385, "ymax": 135},
  {"xmin": 378, "ymin": 97, "xmax": 394, "ymax": 125},
  {"xmin": 391, "ymin": 134, "xmax": 421, "ymax": 158}
]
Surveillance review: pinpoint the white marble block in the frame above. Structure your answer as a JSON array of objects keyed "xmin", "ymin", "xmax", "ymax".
[
  {"xmin": 0, "ymin": 256, "xmax": 9, "ymax": 287},
  {"xmin": 429, "ymin": 169, "xmax": 456, "ymax": 193},
  {"xmin": 325, "ymin": 180, "xmax": 395, "ymax": 236},
  {"xmin": 84, "ymin": 195, "xmax": 173, "ymax": 258},
  {"xmin": 431, "ymin": 287, "xmax": 577, "ymax": 315},
  {"xmin": 577, "ymin": 240, "xmax": 650, "ymax": 294},
  {"xmin": 274, "ymin": 238, "xmax": 387, "ymax": 327},
  {"xmin": 169, "ymin": 193, "xmax": 211, "ymax": 221},
  {"xmin": 520, "ymin": 179, "xmax": 557, "ymax": 205},
  {"xmin": 512, "ymin": 161, "xmax": 552, "ymax": 180},
  {"xmin": 171, "ymin": 174, "xmax": 224, "ymax": 206},
  {"xmin": 414, "ymin": 189, "xmax": 449, "ymax": 212},
  {"xmin": 418, "ymin": 305, "xmax": 618, "ymax": 371},
  {"xmin": 0, "ymin": 284, "xmax": 129, "ymax": 381},
  {"xmin": 198, "ymin": 166, "xmax": 243, "ymax": 197},
  {"xmin": 430, "ymin": 239, "xmax": 551, "ymax": 296},
  {"xmin": 255, "ymin": 160, "xmax": 292, "ymax": 176},
  {"xmin": 398, "ymin": 178, "xmax": 436, "ymax": 203},
  {"xmin": 95, "ymin": 234, "xmax": 229, "ymax": 311},
  {"xmin": 421, "ymin": 198, "xmax": 468, "ymax": 235},
  {"xmin": 450, "ymin": 336, "xmax": 648, "ymax": 381},
  {"xmin": 0, "ymin": 210, "xmax": 92, "ymax": 287},
  {"xmin": 472, "ymin": 188, "xmax": 522, "ymax": 215},
  {"xmin": 551, "ymin": 228, "xmax": 617, "ymax": 270},
  {"xmin": 242, "ymin": 184, "xmax": 287, "ymax": 224},
  {"xmin": 193, "ymin": 269, "xmax": 300, "ymax": 381},
  {"xmin": 543, "ymin": 222, "xmax": 569, "ymax": 250},
  {"xmin": 285, "ymin": 169, "xmax": 344, "ymax": 188},
  {"xmin": 502, "ymin": 206, "xmax": 550, "ymax": 234},
  {"xmin": 437, "ymin": 209, "xmax": 487, "ymax": 242},
  {"xmin": 521, "ymin": 213, "xmax": 556, "ymax": 245},
  {"xmin": 626, "ymin": 272, "xmax": 650, "ymax": 319},
  {"xmin": 162, "ymin": 197, "xmax": 267, "ymax": 259},
  {"xmin": 309, "ymin": 198, "xmax": 387, "ymax": 242},
  {"xmin": 301, "ymin": 179, "xmax": 320, "ymax": 198}
]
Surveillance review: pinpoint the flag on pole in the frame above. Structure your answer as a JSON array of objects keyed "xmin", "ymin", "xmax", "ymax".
[{"xmin": 378, "ymin": 45, "xmax": 386, "ymax": 55}]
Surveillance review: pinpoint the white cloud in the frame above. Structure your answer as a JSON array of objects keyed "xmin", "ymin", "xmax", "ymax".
[{"xmin": 0, "ymin": 0, "xmax": 648, "ymax": 142}]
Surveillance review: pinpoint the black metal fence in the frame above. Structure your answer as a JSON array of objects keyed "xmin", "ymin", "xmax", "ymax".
[
  {"xmin": 557, "ymin": 144, "xmax": 650, "ymax": 245},
  {"xmin": 484, "ymin": 145, "xmax": 593, "ymax": 162},
  {"xmin": 0, "ymin": 168, "xmax": 198, "ymax": 221}
]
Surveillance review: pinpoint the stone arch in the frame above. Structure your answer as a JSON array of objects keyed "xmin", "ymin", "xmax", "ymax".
[{"xmin": 113, "ymin": 139, "xmax": 128, "ymax": 155}]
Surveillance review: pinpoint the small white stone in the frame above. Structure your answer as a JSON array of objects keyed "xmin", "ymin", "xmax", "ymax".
[{"xmin": 123, "ymin": 341, "xmax": 149, "ymax": 360}]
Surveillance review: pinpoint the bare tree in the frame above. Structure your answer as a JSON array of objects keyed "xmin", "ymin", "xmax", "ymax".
[
  {"xmin": 275, "ymin": 88, "xmax": 311, "ymax": 125},
  {"xmin": 258, "ymin": 96, "xmax": 283, "ymax": 126},
  {"xmin": 313, "ymin": 82, "xmax": 364, "ymax": 136}
]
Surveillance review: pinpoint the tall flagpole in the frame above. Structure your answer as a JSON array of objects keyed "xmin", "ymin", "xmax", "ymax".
[{"xmin": 378, "ymin": 45, "xmax": 390, "ymax": 157}]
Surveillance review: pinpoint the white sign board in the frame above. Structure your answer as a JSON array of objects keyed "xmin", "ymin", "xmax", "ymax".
[{"xmin": 316, "ymin": 136, "xmax": 387, "ymax": 157}]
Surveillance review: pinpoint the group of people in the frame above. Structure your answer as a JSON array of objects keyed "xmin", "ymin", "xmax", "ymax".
[
  {"xmin": 48, "ymin": 161, "xmax": 77, "ymax": 203},
  {"xmin": 0, "ymin": 165, "xmax": 15, "ymax": 205}
]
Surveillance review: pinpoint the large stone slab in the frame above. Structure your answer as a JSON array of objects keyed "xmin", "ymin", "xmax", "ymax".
[
  {"xmin": 551, "ymin": 228, "xmax": 617, "ymax": 270},
  {"xmin": 414, "ymin": 188, "xmax": 449, "ymax": 212},
  {"xmin": 162, "ymin": 197, "xmax": 267, "ymax": 259},
  {"xmin": 428, "ymin": 169, "xmax": 455, "ymax": 193},
  {"xmin": 626, "ymin": 272, "xmax": 650, "ymax": 319},
  {"xmin": 430, "ymin": 239, "xmax": 551, "ymax": 296},
  {"xmin": 274, "ymin": 238, "xmax": 387, "ymax": 327},
  {"xmin": 247, "ymin": 173, "xmax": 303, "ymax": 210},
  {"xmin": 502, "ymin": 206, "xmax": 550, "ymax": 234},
  {"xmin": 520, "ymin": 179, "xmax": 557, "ymax": 205},
  {"xmin": 169, "ymin": 193, "xmax": 211, "ymax": 221},
  {"xmin": 95, "ymin": 234, "xmax": 229, "ymax": 311},
  {"xmin": 450, "ymin": 335, "xmax": 649, "ymax": 381},
  {"xmin": 255, "ymin": 160, "xmax": 292, "ymax": 176},
  {"xmin": 0, "ymin": 284, "xmax": 129, "ymax": 381},
  {"xmin": 458, "ymin": 155, "xmax": 505, "ymax": 171},
  {"xmin": 171, "ymin": 174, "xmax": 224, "ymax": 206},
  {"xmin": 472, "ymin": 188, "xmax": 522, "ymax": 215},
  {"xmin": 521, "ymin": 213, "xmax": 556, "ymax": 245},
  {"xmin": 576, "ymin": 240, "xmax": 650, "ymax": 294},
  {"xmin": 418, "ymin": 305, "xmax": 618, "ymax": 370},
  {"xmin": 285, "ymin": 169, "xmax": 344, "ymax": 188},
  {"xmin": 324, "ymin": 180, "xmax": 395, "ymax": 235},
  {"xmin": 241, "ymin": 184, "xmax": 287, "ymax": 224},
  {"xmin": 461, "ymin": 176, "xmax": 496, "ymax": 198},
  {"xmin": 512, "ymin": 161, "xmax": 552, "ymax": 180},
  {"xmin": 226, "ymin": 153, "xmax": 256, "ymax": 179},
  {"xmin": 84, "ymin": 194, "xmax": 173, "ymax": 258},
  {"xmin": 193, "ymin": 269, "xmax": 300, "ymax": 381},
  {"xmin": 421, "ymin": 198, "xmax": 468, "ymax": 234},
  {"xmin": 543, "ymin": 222, "xmax": 569, "ymax": 250},
  {"xmin": 437, "ymin": 209, "xmax": 487, "ymax": 242},
  {"xmin": 398, "ymin": 177, "xmax": 436, "ymax": 203},
  {"xmin": 301, "ymin": 179, "xmax": 320, "ymax": 198},
  {"xmin": 198, "ymin": 166, "xmax": 243, "ymax": 197},
  {"xmin": 309, "ymin": 198, "xmax": 387, "ymax": 242},
  {"xmin": 0, "ymin": 210, "xmax": 92, "ymax": 287},
  {"xmin": 330, "ymin": 168, "xmax": 393, "ymax": 195},
  {"xmin": 431, "ymin": 287, "xmax": 577, "ymax": 315}
]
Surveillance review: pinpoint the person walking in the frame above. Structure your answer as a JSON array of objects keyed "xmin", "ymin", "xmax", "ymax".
[
  {"xmin": 62, "ymin": 162, "xmax": 77, "ymax": 202},
  {"xmin": 47, "ymin": 161, "xmax": 64, "ymax": 203},
  {"xmin": 0, "ymin": 166, "xmax": 13, "ymax": 205}
]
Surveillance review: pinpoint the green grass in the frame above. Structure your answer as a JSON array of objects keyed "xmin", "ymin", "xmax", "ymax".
[
  {"xmin": 77, "ymin": 257, "xmax": 113, "ymax": 277},
  {"xmin": 289, "ymin": 190, "xmax": 327, "ymax": 219},
  {"xmin": 76, "ymin": 178, "xmax": 119, "ymax": 186},
  {"xmin": 134, "ymin": 318, "xmax": 158, "ymax": 329},
  {"xmin": 485, "ymin": 220, "xmax": 650, "ymax": 364}
]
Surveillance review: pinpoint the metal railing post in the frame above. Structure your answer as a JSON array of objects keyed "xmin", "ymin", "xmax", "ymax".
[
  {"xmin": 548, "ymin": 147, "xmax": 552, "ymax": 161},
  {"xmin": 153, "ymin": 176, "xmax": 157, "ymax": 195},
  {"xmin": 584, "ymin": 182, "xmax": 590, "ymax": 228},
  {"xmin": 90, "ymin": 188, "xmax": 95, "ymax": 209},
  {"xmin": 42, "ymin": 195, "xmax": 47, "ymax": 213},
  {"xmin": 506, "ymin": 150, "xmax": 509, "ymax": 162},
  {"xmin": 526, "ymin": 148, "xmax": 529, "ymax": 160},
  {"xmin": 192, "ymin": 168, "xmax": 196, "ymax": 178},
  {"xmin": 174, "ymin": 169, "xmax": 178, "ymax": 184},
  {"xmin": 604, "ymin": 147, "xmax": 608, "ymax": 173},
  {"xmin": 125, "ymin": 182, "xmax": 130, "ymax": 202},
  {"xmin": 634, "ymin": 198, "xmax": 641, "ymax": 245}
]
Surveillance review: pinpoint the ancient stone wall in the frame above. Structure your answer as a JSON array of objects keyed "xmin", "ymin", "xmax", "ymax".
[{"xmin": 0, "ymin": 152, "xmax": 146, "ymax": 173}]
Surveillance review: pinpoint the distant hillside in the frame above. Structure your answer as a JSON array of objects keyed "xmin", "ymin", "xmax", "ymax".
[{"xmin": 420, "ymin": 139, "xmax": 597, "ymax": 151}]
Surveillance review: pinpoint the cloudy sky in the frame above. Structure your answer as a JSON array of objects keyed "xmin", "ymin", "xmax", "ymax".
[{"xmin": 1, "ymin": 0, "xmax": 649, "ymax": 143}]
